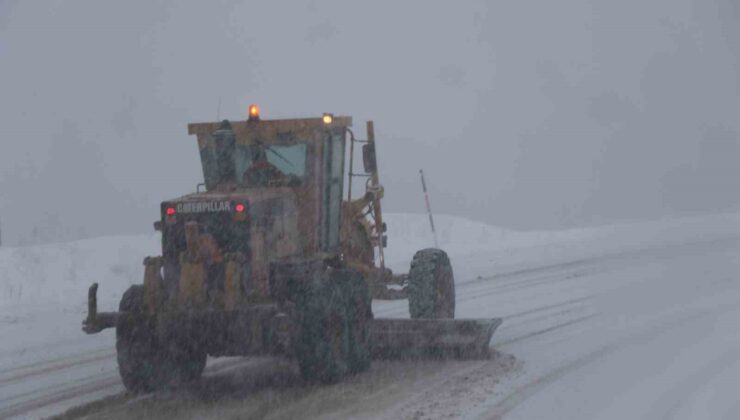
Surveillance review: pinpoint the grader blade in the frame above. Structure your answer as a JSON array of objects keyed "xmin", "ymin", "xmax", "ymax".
[{"xmin": 370, "ymin": 318, "xmax": 502, "ymax": 359}]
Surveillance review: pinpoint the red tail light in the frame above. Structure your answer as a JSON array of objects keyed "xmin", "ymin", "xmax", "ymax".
[
  {"xmin": 235, "ymin": 203, "xmax": 246, "ymax": 213},
  {"xmin": 166, "ymin": 207, "xmax": 176, "ymax": 216}
]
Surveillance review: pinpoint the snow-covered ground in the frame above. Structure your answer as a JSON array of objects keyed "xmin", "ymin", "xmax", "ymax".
[{"xmin": 2, "ymin": 212, "xmax": 740, "ymax": 419}]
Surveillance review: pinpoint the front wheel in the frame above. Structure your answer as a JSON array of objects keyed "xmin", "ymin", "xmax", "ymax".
[{"xmin": 407, "ymin": 249, "xmax": 455, "ymax": 319}]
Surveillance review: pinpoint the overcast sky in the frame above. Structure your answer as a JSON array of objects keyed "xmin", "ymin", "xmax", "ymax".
[{"xmin": 1, "ymin": 0, "xmax": 740, "ymax": 245}]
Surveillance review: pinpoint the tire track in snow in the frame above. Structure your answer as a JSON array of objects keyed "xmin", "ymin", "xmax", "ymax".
[
  {"xmin": 460, "ymin": 236, "xmax": 730, "ymax": 301},
  {"xmin": 480, "ymin": 302, "xmax": 740, "ymax": 419},
  {"xmin": 0, "ymin": 372, "xmax": 120, "ymax": 419},
  {"xmin": 0, "ymin": 347, "xmax": 111, "ymax": 375},
  {"xmin": 493, "ymin": 314, "xmax": 599, "ymax": 348},
  {"xmin": 482, "ymin": 318, "xmax": 700, "ymax": 419},
  {"xmin": 469, "ymin": 257, "xmax": 609, "ymax": 287},
  {"xmin": 501, "ymin": 296, "xmax": 592, "ymax": 321},
  {"xmin": 480, "ymin": 235, "xmax": 740, "ymax": 282},
  {"xmin": 497, "ymin": 304, "xmax": 595, "ymax": 333},
  {"xmin": 0, "ymin": 356, "xmax": 259, "ymax": 419},
  {"xmin": 655, "ymin": 343, "xmax": 740, "ymax": 419},
  {"xmin": 462, "ymin": 269, "xmax": 596, "ymax": 299},
  {"xmin": 485, "ymin": 343, "xmax": 615, "ymax": 420},
  {"xmin": 0, "ymin": 350, "xmax": 115, "ymax": 386}
]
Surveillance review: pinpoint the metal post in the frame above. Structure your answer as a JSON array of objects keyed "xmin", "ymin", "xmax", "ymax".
[
  {"xmin": 347, "ymin": 128, "xmax": 355, "ymax": 201},
  {"xmin": 419, "ymin": 169, "xmax": 439, "ymax": 248}
]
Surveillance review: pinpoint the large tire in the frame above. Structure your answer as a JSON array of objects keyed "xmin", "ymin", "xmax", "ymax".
[
  {"xmin": 294, "ymin": 272, "xmax": 352, "ymax": 383},
  {"xmin": 407, "ymin": 249, "xmax": 455, "ymax": 319},
  {"xmin": 338, "ymin": 269, "xmax": 372, "ymax": 374},
  {"xmin": 116, "ymin": 285, "xmax": 206, "ymax": 393}
]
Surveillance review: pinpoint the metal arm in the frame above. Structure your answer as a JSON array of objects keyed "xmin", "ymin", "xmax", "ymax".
[
  {"xmin": 345, "ymin": 123, "xmax": 386, "ymax": 270},
  {"xmin": 366, "ymin": 121, "xmax": 385, "ymax": 270}
]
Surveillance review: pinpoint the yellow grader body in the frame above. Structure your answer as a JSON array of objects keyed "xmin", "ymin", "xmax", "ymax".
[{"xmin": 82, "ymin": 110, "xmax": 501, "ymax": 391}]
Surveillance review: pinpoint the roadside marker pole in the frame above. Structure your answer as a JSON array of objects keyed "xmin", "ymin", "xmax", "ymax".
[{"xmin": 419, "ymin": 169, "xmax": 439, "ymax": 248}]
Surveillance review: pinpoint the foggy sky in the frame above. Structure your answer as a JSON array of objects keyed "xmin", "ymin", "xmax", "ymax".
[{"xmin": 1, "ymin": 0, "xmax": 740, "ymax": 245}]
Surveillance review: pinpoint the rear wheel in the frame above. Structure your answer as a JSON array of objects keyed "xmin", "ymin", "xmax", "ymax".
[
  {"xmin": 407, "ymin": 249, "xmax": 455, "ymax": 319},
  {"xmin": 338, "ymin": 269, "xmax": 372, "ymax": 374},
  {"xmin": 116, "ymin": 285, "xmax": 206, "ymax": 393},
  {"xmin": 294, "ymin": 271, "xmax": 353, "ymax": 383}
]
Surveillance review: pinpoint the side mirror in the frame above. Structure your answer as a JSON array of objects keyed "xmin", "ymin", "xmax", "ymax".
[{"xmin": 362, "ymin": 144, "xmax": 377, "ymax": 174}]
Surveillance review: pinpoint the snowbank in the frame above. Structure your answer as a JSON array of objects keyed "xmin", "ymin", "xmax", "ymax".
[
  {"xmin": 3, "ymin": 212, "xmax": 740, "ymax": 313},
  {"xmin": 385, "ymin": 212, "xmax": 740, "ymax": 281},
  {"xmin": 0, "ymin": 235, "xmax": 160, "ymax": 313}
]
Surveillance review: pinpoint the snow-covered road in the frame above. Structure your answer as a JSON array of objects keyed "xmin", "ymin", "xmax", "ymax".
[
  {"xmin": 2, "ymin": 213, "xmax": 740, "ymax": 419},
  {"xmin": 477, "ymin": 236, "xmax": 740, "ymax": 419}
]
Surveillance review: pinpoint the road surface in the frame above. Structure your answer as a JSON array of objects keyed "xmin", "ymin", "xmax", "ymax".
[{"xmin": 2, "ymin": 222, "xmax": 740, "ymax": 419}]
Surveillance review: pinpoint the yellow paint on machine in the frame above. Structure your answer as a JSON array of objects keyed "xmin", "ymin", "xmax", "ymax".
[
  {"xmin": 179, "ymin": 260, "xmax": 205, "ymax": 308},
  {"xmin": 251, "ymin": 232, "xmax": 270, "ymax": 297},
  {"xmin": 224, "ymin": 257, "xmax": 243, "ymax": 310},
  {"xmin": 143, "ymin": 256, "xmax": 164, "ymax": 314}
]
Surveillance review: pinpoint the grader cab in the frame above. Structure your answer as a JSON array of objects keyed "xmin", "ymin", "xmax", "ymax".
[{"xmin": 82, "ymin": 107, "xmax": 501, "ymax": 392}]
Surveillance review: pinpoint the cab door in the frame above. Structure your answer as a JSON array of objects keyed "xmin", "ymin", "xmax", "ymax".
[{"xmin": 319, "ymin": 129, "xmax": 346, "ymax": 253}]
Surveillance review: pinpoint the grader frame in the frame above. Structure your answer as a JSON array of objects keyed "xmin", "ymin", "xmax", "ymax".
[{"xmin": 82, "ymin": 110, "xmax": 501, "ymax": 391}]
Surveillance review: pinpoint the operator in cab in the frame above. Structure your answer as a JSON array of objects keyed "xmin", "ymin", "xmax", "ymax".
[{"xmin": 242, "ymin": 146, "xmax": 286, "ymax": 187}]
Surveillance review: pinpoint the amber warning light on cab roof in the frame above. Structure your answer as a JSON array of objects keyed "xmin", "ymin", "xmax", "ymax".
[{"xmin": 248, "ymin": 104, "xmax": 260, "ymax": 121}]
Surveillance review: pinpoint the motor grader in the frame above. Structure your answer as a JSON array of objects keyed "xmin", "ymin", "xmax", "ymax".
[{"xmin": 82, "ymin": 107, "xmax": 501, "ymax": 392}]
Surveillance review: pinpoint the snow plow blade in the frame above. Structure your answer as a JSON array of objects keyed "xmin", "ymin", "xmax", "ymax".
[{"xmin": 370, "ymin": 318, "xmax": 503, "ymax": 359}]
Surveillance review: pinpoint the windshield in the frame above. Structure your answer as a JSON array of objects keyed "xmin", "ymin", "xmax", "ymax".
[
  {"xmin": 236, "ymin": 144, "xmax": 307, "ymax": 187},
  {"xmin": 201, "ymin": 142, "xmax": 307, "ymax": 188}
]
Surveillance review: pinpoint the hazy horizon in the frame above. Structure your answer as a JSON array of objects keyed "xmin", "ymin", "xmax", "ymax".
[{"xmin": 2, "ymin": 0, "xmax": 740, "ymax": 245}]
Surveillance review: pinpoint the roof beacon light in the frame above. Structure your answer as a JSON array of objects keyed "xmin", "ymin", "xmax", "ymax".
[
  {"xmin": 322, "ymin": 113, "xmax": 334, "ymax": 124},
  {"xmin": 248, "ymin": 104, "xmax": 260, "ymax": 121}
]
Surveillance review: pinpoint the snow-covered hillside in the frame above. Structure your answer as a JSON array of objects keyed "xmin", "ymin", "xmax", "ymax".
[
  {"xmin": 0, "ymin": 235, "xmax": 160, "ymax": 313},
  {"xmin": 4, "ymin": 212, "xmax": 740, "ymax": 312},
  {"xmin": 2, "ymin": 212, "xmax": 740, "ymax": 419}
]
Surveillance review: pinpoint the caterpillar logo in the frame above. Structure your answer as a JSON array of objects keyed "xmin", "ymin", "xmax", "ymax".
[{"xmin": 176, "ymin": 201, "xmax": 233, "ymax": 214}]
